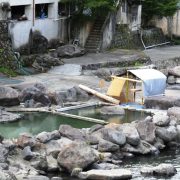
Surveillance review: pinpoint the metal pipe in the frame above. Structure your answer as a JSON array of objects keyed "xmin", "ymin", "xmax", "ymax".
[
  {"xmin": 32, "ymin": 0, "xmax": 35, "ymax": 26},
  {"xmin": 144, "ymin": 42, "xmax": 170, "ymax": 49}
]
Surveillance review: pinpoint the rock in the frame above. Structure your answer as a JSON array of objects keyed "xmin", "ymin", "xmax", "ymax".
[
  {"xmin": 0, "ymin": 163, "xmax": 8, "ymax": 170},
  {"xmin": 98, "ymin": 139, "xmax": 119, "ymax": 152},
  {"xmin": 26, "ymin": 175, "xmax": 49, "ymax": 180},
  {"xmin": 54, "ymin": 86, "xmax": 89, "ymax": 104},
  {"xmin": 31, "ymin": 155, "xmax": 48, "ymax": 171},
  {"xmin": 36, "ymin": 130, "xmax": 60, "ymax": 143},
  {"xmin": 176, "ymin": 125, "xmax": 180, "ymax": 142},
  {"xmin": 167, "ymin": 75, "xmax": 176, "ymax": 85},
  {"xmin": 0, "ymin": 144, "xmax": 8, "ymax": 163},
  {"xmin": 168, "ymin": 107, "xmax": 180, "ymax": 120},
  {"xmin": 59, "ymin": 125, "xmax": 85, "ymax": 141},
  {"xmin": 168, "ymin": 66, "xmax": 180, "ymax": 77},
  {"xmin": 0, "ymin": 110, "xmax": 22, "ymax": 123},
  {"xmin": 100, "ymin": 105, "xmax": 125, "ymax": 115},
  {"xmin": 144, "ymin": 96, "xmax": 176, "ymax": 110},
  {"xmin": 117, "ymin": 123, "xmax": 140, "ymax": 146},
  {"xmin": 91, "ymin": 162, "xmax": 119, "ymax": 170},
  {"xmin": 78, "ymin": 169, "xmax": 132, "ymax": 180},
  {"xmin": 156, "ymin": 126, "xmax": 177, "ymax": 142},
  {"xmin": 0, "ymin": 86, "xmax": 19, "ymax": 106},
  {"xmin": 51, "ymin": 177, "xmax": 62, "ymax": 180},
  {"xmin": 22, "ymin": 146, "xmax": 34, "ymax": 161},
  {"xmin": 101, "ymin": 128, "xmax": 126, "ymax": 146},
  {"xmin": 32, "ymin": 54, "xmax": 63, "ymax": 72},
  {"xmin": 136, "ymin": 120, "xmax": 156, "ymax": 144},
  {"xmin": 152, "ymin": 113, "xmax": 170, "ymax": 126},
  {"xmin": 89, "ymin": 124, "xmax": 104, "ymax": 134},
  {"xmin": 45, "ymin": 137, "xmax": 72, "ymax": 157},
  {"xmin": 57, "ymin": 142, "xmax": 98, "ymax": 173},
  {"xmin": 141, "ymin": 163, "xmax": 177, "ymax": 177},
  {"xmin": 0, "ymin": 170, "xmax": 17, "ymax": 180},
  {"xmin": 19, "ymin": 83, "xmax": 51, "ymax": 107},
  {"xmin": 153, "ymin": 137, "xmax": 165, "ymax": 150},
  {"xmin": 16, "ymin": 133, "xmax": 37, "ymax": 148},
  {"xmin": 121, "ymin": 140, "xmax": 158, "ymax": 155},
  {"xmin": 46, "ymin": 155, "xmax": 58, "ymax": 172},
  {"xmin": 55, "ymin": 44, "xmax": 85, "ymax": 58},
  {"xmin": 85, "ymin": 134, "xmax": 99, "ymax": 145},
  {"xmin": 93, "ymin": 69, "xmax": 112, "ymax": 81}
]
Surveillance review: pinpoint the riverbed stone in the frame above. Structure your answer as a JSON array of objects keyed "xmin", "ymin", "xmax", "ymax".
[
  {"xmin": 22, "ymin": 146, "xmax": 34, "ymax": 161},
  {"xmin": 59, "ymin": 125, "xmax": 85, "ymax": 141},
  {"xmin": 168, "ymin": 66, "xmax": 180, "ymax": 77},
  {"xmin": 117, "ymin": 123, "xmax": 140, "ymax": 146},
  {"xmin": 46, "ymin": 154, "xmax": 58, "ymax": 172},
  {"xmin": 168, "ymin": 107, "xmax": 180, "ymax": 121},
  {"xmin": 153, "ymin": 137, "xmax": 165, "ymax": 150},
  {"xmin": 152, "ymin": 113, "xmax": 170, "ymax": 126},
  {"xmin": 45, "ymin": 137, "xmax": 72, "ymax": 157},
  {"xmin": 89, "ymin": 124, "xmax": 104, "ymax": 134},
  {"xmin": 167, "ymin": 75, "xmax": 176, "ymax": 85},
  {"xmin": 78, "ymin": 169, "xmax": 132, "ymax": 180},
  {"xmin": 121, "ymin": 140, "xmax": 158, "ymax": 155},
  {"xmin": 0, "ymin": 170, "xmax": 17, "ymax": 180},
  {"xmin": 0, "ymin": 144, "xmax": 8, "ymax": 163},
  {"xmin": 91, "ymin": 162, "xmax": 119, "ymax": 170},
  {"xmin": 16, "ymin": 133, "xmax": 37, "ymax": 148},
  {"xmin": 102, "ymin": 128, "xmax": 126, "ymax": 146},
  {"xmin": 19, "ymin": 83, "xmax": 51, "ymax": 107},
  {"xmin": 36, "ymin": 130, "xmax": 60, "ymax": 143},
  {"xmin": 0, "ymin": 110, "xmax": 22, "ymax": 123},
  {"xmin": 0, "ymin": 86, "xmax": 20, "ymax": 106},
  {"xmin": 156, "ymin": 126, "xmax": 177, "ymax": 142},
  {"xmin": 25, "ymin": 175, "xmax": 49, "ymax": 180},
  {"xmin": 100, "ymin": 105, "xmax": 125, "ymax": 115},
  {"xmin": 57, "ymin": 142, "xmax": 99, "ymax": 173},
  {"xmin": 136, "ymin": 120, "xmax": 156, "ymax": 144},
  {"xmin": 141, "ymin": 163, "xmax": 177, "ymax": 177},
  {"xmin": 98, "ymin": 139, "xmax": 119, "ymax": 152}
]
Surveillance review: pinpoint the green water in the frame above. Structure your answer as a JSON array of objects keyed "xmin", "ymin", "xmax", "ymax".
[
  {"xmin": 0, "ymin": 112, "xmax": 95, "ymax": 139},
  {"xmin": 0, "ymin": 107, "xmax": 148, "ymax": 139}
]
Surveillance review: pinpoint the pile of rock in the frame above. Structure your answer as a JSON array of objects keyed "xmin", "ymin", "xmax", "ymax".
[
  {"xmin": 167, "ymin": 66, "xmax": 180, "ymax": 85},
  {"xmin": 0, "ymin": 107, "xmax": 179, "ymax": 179}
]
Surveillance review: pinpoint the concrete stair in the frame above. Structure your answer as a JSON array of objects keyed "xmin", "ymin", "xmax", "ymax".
[{"xmin": 85, "ymin": 18, "xmax": 105, "ymax": 53}]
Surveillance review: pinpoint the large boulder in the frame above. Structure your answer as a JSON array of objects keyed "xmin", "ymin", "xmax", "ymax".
[
  {"xmin": 100, "ymin": 105, "xmax": 125, "ymax": 115},
  {"xmin": 57, "ymin": 142, "xmax": 99, "ymax": 173},
  {"xmin": 117, "ymin": 123, "xmax": 140, "ymax": 146},
  {"xmin": 141, "ymin": 163, "xmax": 177, "ymax": 177},
  {"xmin": 156, "ymin": 126, "xmax": 177, "ymax": 142},
  {"xmin": 168, "ymin": 66, "xmax": 180, "ymax": 77},
  {"xmin": 0, "ymin": 110, "xmax": 22, "ymax": 123},
  {"xmin": 78, "ymin": 169, "xmax": 132, "ymax": 180},
  {"xmin": 136, "ymin": 120, "xmax": 156, "ymax": 144},
  {"xmin": 54, "ymin": 45, "xmax": 85, "ymax": 58},
  {"xmin": 168, "ymin": 107, "xmax": 180, "ymax": 120},
  {"xmin": 152, "ymin": 113, "xmax": 170, "ymax": 126},
  {"xmin": 121, "ymin": 140, "xmax": 158, "ymax": 155},
  {"xmin": 19, "ymin": 83, "xmax": 51, "ymax": 107},
  {"xmin": 98, "ymin": 139, "xmax": 119, "ymax": 152},
  {"xmin": 0, "ymin": 86, "xmax": 19, "ymax": 106},
  {"xmin": 59, "ymin": 125, "xmax": 85, "ymax": 141},
  {"xmin": 101, "ymin": 128, "xmax": 126, "ymax": 146},
  {"xmin": 54, "ymin": 86, "xmax": 89, "ymax": 104}
]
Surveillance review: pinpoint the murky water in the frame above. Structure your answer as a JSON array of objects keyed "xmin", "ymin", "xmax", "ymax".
[{"xmin": 0, "ymin": 107, "xmax": 148, "ymax": 139}]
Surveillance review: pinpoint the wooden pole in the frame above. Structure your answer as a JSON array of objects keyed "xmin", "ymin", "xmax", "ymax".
[{"xmin": 79, "ymin": 84, "xmax": 120, "ymax": 105}]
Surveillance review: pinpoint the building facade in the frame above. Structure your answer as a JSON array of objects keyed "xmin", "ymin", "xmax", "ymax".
[{"xmin": 0, "ymin": 0, "xmax": 67, "ymax": 49}]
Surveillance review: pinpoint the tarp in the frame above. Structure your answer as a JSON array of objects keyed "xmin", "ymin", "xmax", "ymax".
[{"xmin": 128, "ymin": 69, "xmax": 167, "ymax": 97}]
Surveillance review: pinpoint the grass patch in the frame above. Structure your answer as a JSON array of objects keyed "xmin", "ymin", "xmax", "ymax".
[{"xmin": 0, "ymin": 67, "xmax": 17, "ymax": 77}]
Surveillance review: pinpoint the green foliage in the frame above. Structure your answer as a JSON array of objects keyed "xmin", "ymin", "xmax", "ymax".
[
  {"xmin": 0, "ymin": 67, "xmax": 17, "ymax": 77},
  {"xmin": 142, "ymin": 0, "xmax": 178, "ymax": 24}
]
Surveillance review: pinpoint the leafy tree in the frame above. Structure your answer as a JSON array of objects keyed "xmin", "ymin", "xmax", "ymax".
[{"xmin": 142, "ymin": 0, "xmax": 178, "ymax": 25}]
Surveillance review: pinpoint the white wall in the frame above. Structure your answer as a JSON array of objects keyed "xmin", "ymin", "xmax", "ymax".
[{"xmin": 0, "ymin": 0, "xmax": 61, "ymax": 49}]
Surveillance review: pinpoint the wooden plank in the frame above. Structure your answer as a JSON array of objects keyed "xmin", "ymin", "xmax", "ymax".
[
  {"xmin": 79, "ymin": 84, "xmax": 120, "ymax": 105},
  {"xmin": 111, "ymin": 76, "xmax": 142, "ymax": 83}
]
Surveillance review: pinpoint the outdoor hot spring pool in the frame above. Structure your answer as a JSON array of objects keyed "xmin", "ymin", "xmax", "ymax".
[{"xmin": 0, "ymin": 106, "xmax": 149, "ymax": 139}]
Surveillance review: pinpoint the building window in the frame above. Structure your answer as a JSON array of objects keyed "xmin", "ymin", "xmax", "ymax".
[
  {"xmin": 11, "ymin": 5, "xmax": 27, "ymax": 20},
  {"xmin": 35, "ymin": 4, "xmax": 48, "ymax": 19}
]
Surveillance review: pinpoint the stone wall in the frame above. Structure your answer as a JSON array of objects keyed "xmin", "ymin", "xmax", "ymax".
[
  {"xmin": 0, "ymin": 20, "xmax": 16, "ymax": 69},
  {"xmin": 112, "ymin": 24, "xmax": 143, "ymax": 49}
]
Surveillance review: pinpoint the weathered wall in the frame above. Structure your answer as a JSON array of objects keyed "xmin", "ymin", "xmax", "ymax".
[{"xmin": 153, "ymin": 9, "xmax": 180, "ymax": 37}]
